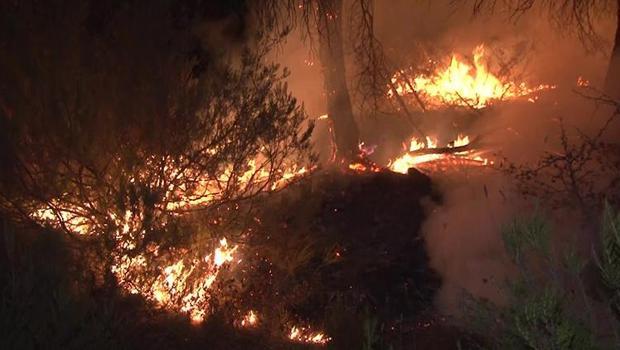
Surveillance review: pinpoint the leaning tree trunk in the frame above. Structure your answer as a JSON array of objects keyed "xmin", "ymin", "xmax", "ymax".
[
  {"xmin": 604, "ymin": 0, "xmax": 620, "ymax": 99},
  {"xmin": 317, "ymin": 0, "xmax": 360, "ymax": 161}
]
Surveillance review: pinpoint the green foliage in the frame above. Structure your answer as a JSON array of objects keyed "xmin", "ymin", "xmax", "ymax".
[
  {"xmin": 465, "ymin": 210, "xmax": 608, "ymax": 350},
  {"xmin": 502, "ymin": 210, "xmax": 551, "ymax": 265},
  {"xmin": 362, "ymin": 310, "xmax": 387, "ymax": 350},
  {"xmin": 563, "ymin": 246, "xmax": 587, "ymax": 276},
  {"xmin": 510, "ymin": 287, "xmax": 596, "ymax": 350},
  {"xmin": 597, "ymin": 202, "xmax": 620, "ymax": 291},
  {"xmin": 594, "ymin": 201, "xmax": 620, "ymax": 328}
]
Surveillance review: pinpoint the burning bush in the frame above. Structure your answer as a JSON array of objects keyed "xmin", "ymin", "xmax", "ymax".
[
  {"xmin": 388, "ymin": 45, "xmax": 553, "ymax": 111},
  {"xmin": 0, "ymin": 0, "xmax": 313, "ymax": 325}
]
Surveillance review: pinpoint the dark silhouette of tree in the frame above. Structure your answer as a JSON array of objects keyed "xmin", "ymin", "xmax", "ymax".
[
  {"xmin": 255, "ymin": 0, "xmax": 391, "ymax": 161},
  {"xmin": 0, "ymin": 0, "xmax": 313, "ymax": 285},
  {"xmin": 316, "ymin": 0, "xmax": 361, "ymax": 160}
]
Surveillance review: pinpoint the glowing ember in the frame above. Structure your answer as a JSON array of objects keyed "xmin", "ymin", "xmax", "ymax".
[
  {"xmin": 240, "ymin": 310, "xmax": 259, "ymax": 327},
  {"xmin": 271, "ymin": 166, "xmax": 312, "ymax": 190},
  {"xmin": 389, "ymin": 134, "xmax": 491, "ymax": 174},
  {"xmin": 577, "ymin": 76, "xmax": 590, "ymax": 87},
  {"xmin": 347, "ymin": 142, "xmax": 382, "ymax": 173},
  {"xmin": 317, "ymin": 113, "xmax": 338, "ymax": 162},
  {"xmin": 348, "ymin": 162, "xmax": 381, "ymax": 172},
  {"xmin": 288, "ymin": 326, "xmax": 331, "ymax": 345},
  {"xmin": 389, "ymin": 45, "xmax": 554, "ymax": 109}
]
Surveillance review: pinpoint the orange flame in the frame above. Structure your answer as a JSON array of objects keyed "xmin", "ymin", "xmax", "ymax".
[
  {"xmin": 389, "ymin": 134, "xmax": 491, "ymax": 174},
  {"xmin": 577, "ymin": 76, "xmax": 590, "ymax": 87},
  {"xmin": 28, "ymin": 152, "xmax": 313, "ymax": 326},
  {"xmin": 240, "ymin": 310, "xmax": 259, "ymax": 327},
  {"xmin": 389, "ymin": 45, "xmax": 554, "ymax": 109},
  {"xmin": 116, "ymin": 237, "xmax": 240, "ymax": 323},
  {"xmin": 288, "ymin": 325, "xmax": 331, "ymax": 345}
]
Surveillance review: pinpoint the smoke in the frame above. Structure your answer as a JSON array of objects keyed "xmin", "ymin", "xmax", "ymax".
[
  {"xmin": 422, "ymin": 170, "xmax": 516, "ymax": 312},
  {"xmin": 272, "ymin": 0, "xmax": 618, "ymax": 315},
  {"xmin": 400, "ymin": 3, "xmax": 616, "ymax": 315}
]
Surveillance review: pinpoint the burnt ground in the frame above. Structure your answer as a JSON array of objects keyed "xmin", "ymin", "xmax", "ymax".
[
  {"xmin": 227, "ymin": 168, "xmax": 482, "ymax": 349},
  {"xmin": 0, "ymin": 168, "xmax": 482, "ymax": 349},
  {"xmin": 246, "ymin": 168, "xmax": 442, "ymax": 318}
]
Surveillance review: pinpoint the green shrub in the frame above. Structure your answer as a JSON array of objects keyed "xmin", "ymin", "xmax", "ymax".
[{"xmin": 464, "ymin": 204, "xmax": 620, "ymax": 349}]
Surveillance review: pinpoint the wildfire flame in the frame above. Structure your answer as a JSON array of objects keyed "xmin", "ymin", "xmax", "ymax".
[
  {"xmin": 164, "ymin": 158, "xmax": 312, "ymax": 212},
  {"xmin": 346, "ymin": 142, "xmax": 382, "ymax": 173},
  {"xmin": 389, "ymin": 45, "xmax": 554, "ymax": 109},
  {"xmin": 114, "ymin": 237, "xmax": 240, "ymax": 324},
  {"xmin": 288, "ymin": 326, "xmax": 331, "ymax": 345},
  {"xmin": 389, "ymin": 134, "xmax": 491, "ymax": 174},
  {"xmin": 577, "ymin": 76, "xmax": 590, "ymax": 87},
  {"xmin": 29, "ymin": 154, "xmax": 313, "ymax": 326},
  {"xmin": 27, "ymin": 45, "xmax": 534, "ymax": 339},
  {"xmin": 241, "ymin": 310, "xmax": 259, "ymax": 327}
]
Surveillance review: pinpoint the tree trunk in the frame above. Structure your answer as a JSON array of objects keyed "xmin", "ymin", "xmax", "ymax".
[
  {"xmin": 317, "ymin": 0, "xmax": 360, "ymax": 161},
  {"xmin": 604, "ymin": 0, "xmax": 620, "ymax": 99}
]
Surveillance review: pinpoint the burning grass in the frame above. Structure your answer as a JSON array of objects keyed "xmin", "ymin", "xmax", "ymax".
[{"xmin": 5, "ymin": 165, "xmax": 445, "ymax": 348}]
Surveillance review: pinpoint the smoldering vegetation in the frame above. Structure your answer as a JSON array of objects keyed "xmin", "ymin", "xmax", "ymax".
[{"xmin": 1, "ymin": 0, "xmax": 620, "ymax": 349}]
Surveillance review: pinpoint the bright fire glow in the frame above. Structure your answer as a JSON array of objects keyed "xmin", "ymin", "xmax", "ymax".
[
  {"xmin": 288, "ymin": 326, "xmax": 331, "ymax": 345},
  {"xmin": 389, "ymin": 45, "xmax": 554, "ymax": 109},
  {"xmin": 33, "ymin": 204, "xmax": 93, "ymax": 236},
  {"xmin": 118, "ymin": 237, "xmax": 239, "ymax": 324},
  {"xmin": 213, "ymin": 238, "xmax": 237, "ymax": 266},
  {"xmin": 348, "ymin": 162, "xmax": 381, "ymax": 172},
  {"xmin": 241, "ymin": 310, "xmax": 259, "ymax": 327},
  {"xmin": 29, "ymin": 154, "xmax": 313, "ymax": 326},
  {"xmin": 389, "ymin": 134, "xmax": 491, "ymax": 174},
  {"xmin": 347, "ymin": 142, "xmax": 382, "ymax": 173},
  {"xmin": 164, "ymin": 158, "xmax": 313, "ymax": 211},
  {"xmin": 577, "ymin": 76, "xmax": 590, "ymax": 87}
]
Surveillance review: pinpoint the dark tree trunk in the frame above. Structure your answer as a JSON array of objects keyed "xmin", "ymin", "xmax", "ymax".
[
  {"xmin": 604, "ymin": 0, "xmax": 620, "ymax": 99},
  {"xmin": 317, "ymin": 0, "xmax": 360, "ymax": 161}
]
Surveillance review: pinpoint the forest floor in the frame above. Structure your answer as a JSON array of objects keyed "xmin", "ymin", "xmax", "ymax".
[{"xmin": 0, "ymin": 168, "xmax": 485, "ymax": 349}]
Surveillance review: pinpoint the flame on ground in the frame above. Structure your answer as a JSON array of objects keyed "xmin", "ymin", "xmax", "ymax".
[
  {"xmin": 29, "ymin": 155, "xmax": 313, "ymax": 325},
  {"xmin": 240, "ymin": 310, "xmax": 259, "ymax": 327},
  {"xmin": 348, "ymin": 162, "xmax": 382, "ymax": 172},
  {"xmin": 113, "ymin": 236, "xmax": 239, "ymax": 324},
  {"xmin": 389, "ymin": 45, "xmax": 554, "ymax": 109},
  {"xmin": 389, "ymin": 134, "xmax": 491, "ymax": 174},
  {"xmin": 289, "ymin": 326, "xmax": 331, "ymax": 345},
  {"xmin": 577, "ymin": 76, "xmax": 590, "ymax": 87},
  {"xmin": 347, "ymin": 141, "xmax": 382, "ymax": 173}
]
